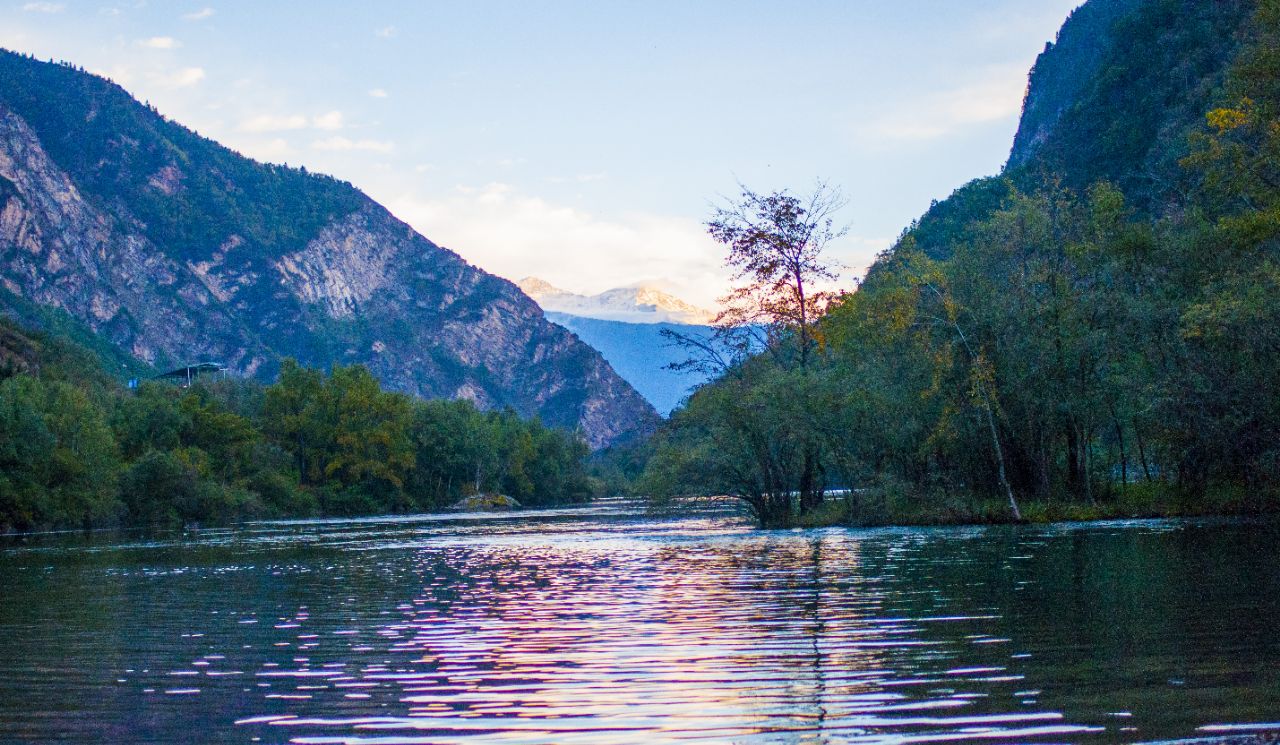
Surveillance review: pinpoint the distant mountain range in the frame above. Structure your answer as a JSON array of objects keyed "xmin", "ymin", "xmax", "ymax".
[
  {"xmin": 518, "ymin": 277, "xmax": 716, "ymax": 325},
  {"xmin": 0, "ymin": 50, "xmax": 658, "ymax": 448},
  {"xmin": 544, "ymin": 312, "xmax": 717, "ymax": 416},
  {"xmin": 518, "ymin": 278, "xmax": 720, "ymax": 415}
]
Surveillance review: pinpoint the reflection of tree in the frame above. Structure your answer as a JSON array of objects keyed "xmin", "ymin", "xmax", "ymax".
[
  {"xmin": 806, "ymin": 535, "xmax": 828, "ymax": 733},
  {"xmin": 649, "ymin": 533, "xmax": 882, "ymax": 740}
]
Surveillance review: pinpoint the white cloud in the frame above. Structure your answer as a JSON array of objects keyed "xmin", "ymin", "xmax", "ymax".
[
  {"xmin": 183, "ymin": 7, "xmax": 215, "ymax": 21},
  {"xmin": 21, "ymin": 2, "xmax": 64, "ymax": 12},
  {"xmin": 239, "ymin": 137, "xmax": 292, "ymax": 162},
  {"xmin": 139, "ymin": 36, "xmax": 181, "ymax": 49},
  {"xmin": 238, "ymin": 114, "xmax": 308, "ymax": 132},
  {"xmin": 862, "ymin": 64, "xmax": 1028, "ymax": 142},
  {"xmin": 368, "ymin": 88, "xmax": 388, "ymax": 99},
  {"xmin": 89, "ymin": 64, "xmax": 133, "ymax": 85},
  {"xmin": 311, "ymin": 110, "xmax": 344, "ymax": 130},
  {"xmin": 386, "ymin": 183, "xmax": 728, "ymax": 307},
  {"xmin": 311, "ymin": 136, "xmax": 394, "ymax": 153},
  {"xmin": 375, "ymin": 25, "xmax": 397, "ymax": 38},
  {"xmin": 237, "ymin": 110, "xmax": 345, "ymax": 134},
  {"xmin": 160, "ymin": 67, "xmax": 206, "ymax": 88}
]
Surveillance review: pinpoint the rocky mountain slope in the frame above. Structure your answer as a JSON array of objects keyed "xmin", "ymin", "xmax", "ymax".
[
  {"xmin": 0, "ymin": 50, "xmax": 658, "ymax": 448},
  {"xmin": 518, "ymin": 277, "xmax": 715, "ymax": 325}
]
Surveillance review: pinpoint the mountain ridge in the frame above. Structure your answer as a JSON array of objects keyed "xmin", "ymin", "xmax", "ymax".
[
  {"xmin": 0, "ymin": 50, "xmax": 658, "ymax": 448},
  {"xmin": 518, "ymin": 276, "xmax": 716, "ymax": 325}
]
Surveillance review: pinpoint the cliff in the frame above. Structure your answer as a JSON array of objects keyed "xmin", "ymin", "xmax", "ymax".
[{"xmin": 0, "ymin": 50, "xmax": 658, "ymax": 448}]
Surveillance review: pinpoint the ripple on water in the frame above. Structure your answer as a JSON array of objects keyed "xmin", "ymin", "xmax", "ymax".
[{"xmin": 0, "ymin": 506, "xmax": 1278, "ymax": 743}]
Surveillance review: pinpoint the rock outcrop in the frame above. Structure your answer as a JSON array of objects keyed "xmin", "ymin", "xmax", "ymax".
[{"xmin": 0, "ymin": 51, "xmax": 658, "ymax": 448}]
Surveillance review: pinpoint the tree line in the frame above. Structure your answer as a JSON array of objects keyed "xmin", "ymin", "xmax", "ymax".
[
  {"xmin": 0, "ymin": 340, "xmax": 592, "ymax": 532},
  {"xmin": 639, "ymin": 1, "xmax": 1280, "ymax": 527}
]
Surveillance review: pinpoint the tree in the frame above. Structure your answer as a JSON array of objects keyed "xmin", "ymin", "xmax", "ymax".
[
  {"xmin": 706, "ymin": 181, "xmax": 846, "ymax": 369},
  {"xmin": 654, "ymin": 182, "xmax": 848, "ymax": 525}
]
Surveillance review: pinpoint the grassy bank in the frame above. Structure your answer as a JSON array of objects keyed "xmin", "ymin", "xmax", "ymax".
[{"xmin": 793, "ymin": 482, "xmax": 1280, "ymax": 529}]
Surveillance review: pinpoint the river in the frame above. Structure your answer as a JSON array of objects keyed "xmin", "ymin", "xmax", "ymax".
[{"xmin": 1, "ymin": 500, "xmax": 1277, "ymax": 744}]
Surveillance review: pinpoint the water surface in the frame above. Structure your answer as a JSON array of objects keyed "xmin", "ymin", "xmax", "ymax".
[{"xmin": 1, "ymin": 501, "xmax": 1278, "ymax": 744}]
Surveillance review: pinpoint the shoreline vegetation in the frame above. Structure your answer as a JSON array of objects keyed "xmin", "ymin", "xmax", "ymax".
[
  {"xmin": 628, "ymin": 1, "xmax": 1280, "ymax": 530},
  {"xmin": 0, "ymin": 318, "xmax": 594, "ymax": 534},
  {"xmin": 792, "ymin": 483, "xmax": 1280, "ymax": 529},
  {"xmin": 5, "ymin": 3, "xmax": 1280, "ymax": 536}
]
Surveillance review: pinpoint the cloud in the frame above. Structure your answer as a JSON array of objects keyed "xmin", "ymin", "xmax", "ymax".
[
  {"xmin": 183, "ymin": 7, "xmax": 215, "ymax": 21},
  {"xmin": 21, "ymin": 2, "xmax": 64, "ymax": 12},
  {"xmin": 311, "ymin": 110, "xmax": 344, "ymax": 131},
  {"xmin": 238, "ymin": 137, "xmax": 292, "ymax": 162},
  {"xmin": 237, "ymin": 111, "xmax": 344, "ymax": 133},
  {"xmin": 862, "ymin": 64, "xmax": 1028, "ymax": 142},
  {"xmin": 161, "ymin": 67, "xmax": 206, "ymax": 88},
  {"xmin": 311, "ymin": 136, "xmax": 393, "ymax": 153},
  {"xmin": 139, "ymin": 36, "xmax": 181, "ymax": 49},
  {"xmin": 374, "ymin": 25, "xmax": 397, "ymax": 38},
  {"xmin": 238, "ymin": 114, "xmax": 308, "ymax": 133},
  {"xmin": 368, "ymin": 88, "xmax": 388, "ymax": 99},
  {"xmin": 385, "ymin": 183, "xmax": 728, "ymax": 307}
]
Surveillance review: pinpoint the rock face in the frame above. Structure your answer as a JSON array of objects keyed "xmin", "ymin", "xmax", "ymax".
[
  {"xmin": 1006, "ymin": 0, "xmax": 1251, "ymax": 210},
  {"xmin": 0, "ymin": 51, "xmax": 658, "ymax": 448}
]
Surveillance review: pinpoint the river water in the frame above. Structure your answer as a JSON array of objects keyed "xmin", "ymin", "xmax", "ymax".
[{"xmin": 1, "ymin": 501, "xmax": 1277, "ymax": 744}]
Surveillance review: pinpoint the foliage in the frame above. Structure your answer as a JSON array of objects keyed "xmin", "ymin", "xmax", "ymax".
[
  {"xmin": 0, "ymin": 50, "xmax": 365, "ymax": 264},
  {"xmin": 644, "ymin": 0, "xmax": 1280, "ymax": 527},
  {"xmin": 656, "ymin": 183, "xmax": 845, "ymax": 526},
  {"xmin": 0, "ymin": 318, "xmax": 594, "ymax": 532}
]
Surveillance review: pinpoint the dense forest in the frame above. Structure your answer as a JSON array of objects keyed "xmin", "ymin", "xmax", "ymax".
[
  {"xmin": 638, "ymin": 0, "xmax": 1280, "ymax": 527},
  {"xmin": 0, "ymin": 319, "xmax": 592, "ymax": 533}
]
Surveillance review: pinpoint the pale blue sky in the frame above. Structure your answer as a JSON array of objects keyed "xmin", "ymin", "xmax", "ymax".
[{"xmin": 2, "ymin": 0, "xmax": 1082, "ymax": 306}]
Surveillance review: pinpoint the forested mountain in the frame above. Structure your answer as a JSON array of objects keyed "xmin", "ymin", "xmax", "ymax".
[
  {"xmin": 644, "ymin": 0, "xmax": 1280, "ymax": 527},
  {"xmin": 0, "ymin": 50, "xmax": 658, "ymax": 449},
  {"xmin": 901, "ymin": 0, "xmax": 1252, "ymax": 263}
]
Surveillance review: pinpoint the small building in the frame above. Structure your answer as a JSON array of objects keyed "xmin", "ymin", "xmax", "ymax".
[{"xmin": 154, "ymin": 362, "xmax": 227, "ymax": 387}]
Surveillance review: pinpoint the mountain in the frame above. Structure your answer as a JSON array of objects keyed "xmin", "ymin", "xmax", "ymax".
[
  {"xmin": 544, "ymin": 312, "xmax": 717, "ymax": 416},
  {"xmin": 518, "ymin": 277, "xmax": 716, "ymax": 325},
  {"xmin": 516, "ymin": 278, "xmax": 720, "ymax": 414},
  {"xmin": 1007, "ymin": 0, "xmax": 1250, "ymax": 208},
  {"xmin": 643, "ymin": 0, "xmax": 1280, "ymax": 525},
  {"xmin": 0, "ymin": 50, "xmax": 658, "ymax": 448},
  {"xmin": 894, "ymin": 0, "xmax": 1253, "ymax": 265}
]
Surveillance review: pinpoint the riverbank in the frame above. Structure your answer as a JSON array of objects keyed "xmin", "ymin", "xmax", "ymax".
[{"xmin": 793, "ymin": 482, "xmax": 1280, "ymax": 529}]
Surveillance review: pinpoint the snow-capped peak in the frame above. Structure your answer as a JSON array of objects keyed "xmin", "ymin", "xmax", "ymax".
[{"xmin": 518, "ymin": 277, "xmax": 716, "ymax": 325}]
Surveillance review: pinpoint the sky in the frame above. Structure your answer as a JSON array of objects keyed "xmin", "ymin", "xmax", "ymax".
[{"xmin": 0, "ymin": 0, "xmax": 1083, "ymax": 307}]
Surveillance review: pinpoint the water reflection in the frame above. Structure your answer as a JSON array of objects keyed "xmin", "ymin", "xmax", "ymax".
[{"xmin": 0, "ymin": 503, "xmax": 1277, "ymax": 743}]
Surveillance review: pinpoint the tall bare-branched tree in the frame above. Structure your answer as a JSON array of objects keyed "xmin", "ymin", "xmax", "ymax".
[
  {"xmin": 659, "ymin": 182, "xmax": 847, "ymax": 524},
  {"xmin": 664, "ymin": 182, "xmax": 847, "ymax": 378},
  {"xmin": 707, "ymin": 182, "xmax": 847, "ymax": 369}
]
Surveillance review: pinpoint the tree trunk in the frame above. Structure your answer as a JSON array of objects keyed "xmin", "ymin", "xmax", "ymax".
[
  {"xmin": 1134, "ymin": 418, "xmax": 1153, "ymax": 481},
  {"xmin": 981, "ymin": 387, "xmax": 1021, "ymax": 521},
  {"xmin": 1112, "ymin": 412, "xmax": 1128, "ymax": 486},
  {"xmin": 1066, "ymin": 422, "xmax": 1081, "ymax": 498}
]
